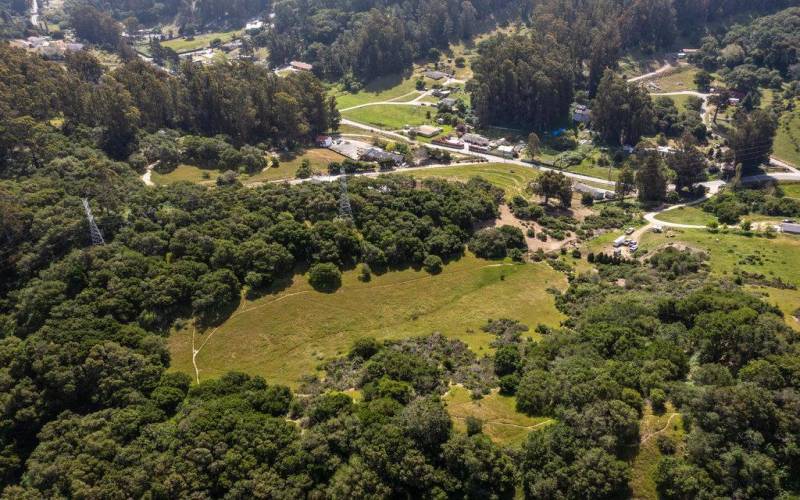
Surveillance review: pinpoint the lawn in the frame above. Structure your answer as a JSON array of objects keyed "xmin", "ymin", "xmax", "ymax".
[
  {"xmin": 567, "ymin": 162, "xmax": 620, "ymax": 182},
  {"xmin": 649, "ymin": 66, "xmax": 699, "ymax": 93},
  {"xmin": 654, "ymin": 206, "xmax": 717, "ymax": 226},
  {"xmin": 161, "ymin": 30, "xmax": 241, "ymax": 53},
  {"xmin": 395, "ymin": 163, "xmax": 540, "ymax": 198},
  {"xmin": 168, "ymin": 254, "xmax": 567, "ymax": 387},
  {"xmin": 342, "ymin": 104, "xmax": 433, "ymax": 129},
  {"xmin": 773, "ymin": 106, "xmax": 800, "ymax": 168},
  {"xmin": 629, "ymin": 403, "xmax": 685, "ymax": 499},
  {"xmin": 331, "ymin": 73, "xmax": 420, "ymax": 110},
  {"xmin": 781, "ymin": 182, "xmax": 800, "ymax": 199},
  {"xmin": 443, "ymin": 386, "xmax": 552, "ymax": 446},
  {"xmin": 637, "ymin": 229, "xmax": 800, "ymax": 330},
  {"xmin": 662, "ymin": 93, "xmax": 696, "ymax": 112},
  {"xmin": 246, "ymin": 148, "xmax": 346, "ymax": 183},
  {"xmin": 151, "ymin": 164, "xmax": 218, "ymax": 186}
]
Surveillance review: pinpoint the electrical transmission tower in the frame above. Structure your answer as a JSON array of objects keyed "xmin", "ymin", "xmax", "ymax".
[
  {"xmin": 82, "ymin": 198, "xmax": 105, "ymax": 245},
  {"xmin": 338, "ymin": 176, "xmax": 353, "ymax": 221}
]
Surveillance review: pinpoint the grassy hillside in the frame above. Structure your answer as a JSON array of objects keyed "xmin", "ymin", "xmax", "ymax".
[
  {"xmin": 395, "ymin": 163, "xmax": 540, "ymax": 198},
  {"xmin": 169, "ymin": 254, "xmax": 567, "ymax": 387}
]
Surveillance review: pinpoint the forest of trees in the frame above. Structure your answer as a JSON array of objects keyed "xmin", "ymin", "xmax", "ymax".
[
  {"xmin": 0, "ymin": 45, "xmax": 338, "ymax": 163},
  {"xmin": 467, "ymin": 33, "xmax": 574, "ymax": 130}
]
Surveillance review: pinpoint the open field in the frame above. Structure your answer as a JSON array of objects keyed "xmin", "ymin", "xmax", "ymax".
[
  {"xmin": 654, "ymin": 206, "xmax": 717, "ymax": 226},
  {"xmin": 248, "ymin": 148, "xmax": 346, "ymax": 183},
  {"xmin": 647, "ymin": 66, "xmax": 698, "ymax": 93},
  {"xmin": 781, "ymin": 182, "xmax": 800, "ymax": 199},
  {"xmin": 774, "ymin": 107, "xmax": 800, "ymax": 167},
  {"xmin": 331, "ymin": 74, "xmax": 420, "ymax": 109},
  {"xmin": 662, "ymin": 93, "xmax": 695, "ymax": 112},
  {"xmin": 342, "ymin": 104, "xmax": 433, "ymax": 129},
  {"xmin": 161, "ymin": 30, "xmax": 241, "ymax": 53},
  {"xmin": 444, "ymin": 386, "xmax": 552, "ymax": 446},
  {"xmin": 629, "ymin": 403, "xmax": 685, "ymax": 499},
  {"xmin": 151, "ymin": 149, "xmax": 347, "ymax": 185},
  {"xmin": 638, "ymin": 229, "xmax": 800, "ymax": 330},
  {"xmin": 151, "ymin": 164, "xmax": 218, "ymax": 186},
  {"xmin": 567, "ymin": 162, "xmax": 620, "ymax": 181},
  {"xmin": 168, "ymin": 255, "xmax": 567, "ymax": 387},
  {"xmin": 394, "ymin": 163, "xmax": 540, "ymax": 198}
]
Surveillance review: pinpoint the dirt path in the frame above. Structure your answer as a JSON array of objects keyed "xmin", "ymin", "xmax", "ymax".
[
  {"xmin": 140, "ymin": 161, "xmax": 159, "ymax": 186},
  {"xmin": 627, "ymin": 63, "xmax": 676, "ymax": 83},
  {"xmin": 641, "ymin": 413, "xmax": 680, "ymax": 444}
]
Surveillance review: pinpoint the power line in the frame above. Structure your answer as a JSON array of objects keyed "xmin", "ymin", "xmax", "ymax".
[{"xmin": 82, "ymin": 198, "xmax": 105, "ymax": 245}]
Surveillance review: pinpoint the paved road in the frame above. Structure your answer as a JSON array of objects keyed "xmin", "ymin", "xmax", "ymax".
[{"xmin": 339, "ymin": 118, "xmax": 617, "ymax": 186}]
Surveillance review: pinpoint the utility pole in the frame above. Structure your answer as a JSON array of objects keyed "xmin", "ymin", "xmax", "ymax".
[
  {"xmin": 82, "ymin": 198, "xmax": 106, "ymax": 245},
  {"xmin": 338, "ymin": 175, "xmax": 353, "ymax": 222}
]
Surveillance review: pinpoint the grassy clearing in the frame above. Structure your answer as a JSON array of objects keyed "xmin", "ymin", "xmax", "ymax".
[
  {"xmin": 151, "ymin": 164, "xmax": 218, "ymax": 186},
  {"xmin": 637, "ymin": 229, "xmax": 800, "ymax": 330},
  {"xmin": 649, "ymin": 66, "xmax": 699, "ymax": 93},
  {"xmin": 331, "ymin": 74, "xmax": 419, "ymax": 109},
  {"xmin": 247, "ymin": 148, "xmax": 346, "ymax": 183},
  {"xmin": 395, "ymin": 163, "xmax": 540, "ymax": 198},
  {"xmin": 444, "ymin": 386, "xmax": 552, "ymax": 446},
  {"xmin": 618, "ymin": 53, "xmax": 673, "ymax": 79},
  {"xmin": 161, "ymin": 30, "xmax": 241, "ymax": 53},
  {"xmin": 342, "ymin": 104, "xmax": 433, "ymax": 129},
  {"xmin": 168, "ymin": 254, "xmax": 566, "ymax": 387},
  {"xmin": 629, "ymin": 403, "xmax": 685, "ymax": 499},
  {"xmin": 567, "ymin": 162, "xmax": 620, "ymax": 181},
  {"xmin": 654, "ymin": 206, "xmax": 717, "ymax": 226},
  {"xmin": 662, "ymin": 93, "xmax": 694, "ymax": 112},
  {"xmin": 781, "ymin": 182, "xmax": 800, "ymax": 199},
  {"xmin": 774, "ymin": 106, "xmax": 800, "ymax": 168}
]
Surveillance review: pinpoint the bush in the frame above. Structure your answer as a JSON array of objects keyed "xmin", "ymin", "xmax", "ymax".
[
  {"xmin": 423, "ymin": 254, "xmax": 443, "ymax": 274},
  {"xmin": 656, "ymin": 435, "xmax": 676, "ymax": 455},
  {"xmin": 465, "ymin": 416, "xmax": 483, "ymax": 436},
  {"xmin": 308, "ymin": 262, "xmax": 342, "ymax": 292},
  {"xmin": 581, "ymin": 193, "xmax": 595, "ymax": 206},
  {"xmin": 359, "ymin": 263, "xmax": 372, "ymax": 282},
  {"xmin": 650, "ymin": 388, "xmax": 667, "ymax": 413},
  {"xmin": 571, "ymin": 249, "xmax": 581, "ymax": 259},
  {"xmin": 498, "ymin": 373, "xmax": 519, "ymax": 395}
]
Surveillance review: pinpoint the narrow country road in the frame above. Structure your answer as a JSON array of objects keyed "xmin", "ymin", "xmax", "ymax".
[
  {"xmin": 627, "ymin": 63, "xmax": 675, "ymax": 83},
  {"xmin": 338, "ymin": 118, "xmax": 616, "ymax": 186}
]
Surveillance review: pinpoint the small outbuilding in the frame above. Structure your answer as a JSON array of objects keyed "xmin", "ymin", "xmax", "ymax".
[{"xmin": 780, "ymin": 222, "xmax": 800, "ymax": 235}]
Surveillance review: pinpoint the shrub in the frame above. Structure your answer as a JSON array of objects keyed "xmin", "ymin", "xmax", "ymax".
[
  {"xmin": 465, "ymin": 416, "xmax": 483, "ymax": 436},
  {"xmin": 581, "ymin": 193, "xmax": 595, "ymax": 206},
  {"xmin": 359, "ymin": 263, "xmax": 372, "ymax": 282},
  {"xmin": 423, "ymin": 254, "xmax": 443, "ymax": 274},
  {"xmin": 650, "ymin": 388, "xmax": 667, "ymax": 413},
  {"xmin": 308, "ymin": 262, "xmax": 342, "ymax": 292},
  {"xmin": 656, "ymin": 435, "xmax": 676, "ymax": 455}
]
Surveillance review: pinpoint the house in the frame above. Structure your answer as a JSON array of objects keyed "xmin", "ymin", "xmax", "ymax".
[
  {"xmin": 245, "ymin": 20, "xmax": 264, "ymax": 30},
  {"xmin": 572, "ymin": 104, "xmax": 591, "ymax": 124},
  {"xmin": 360, "ymin": 147, "xmax": 404, "ymax": 166},
  {"xmin": 439, "ymin": 98, "xmax": 457, "ymax": 110},
  {"xmin": 462, "ymin": 133, "xmax": 490, "ymax": 147},
  {"xmin": 290, "ymin": 61, "xmax": 313, "ymax": 71},
  {"xmin": 432, "ymin": 89, "xmax": 451, "ymax": 98},
  {"xmin": 316, "ymin": 135, "xmax": 333, "ymax": 148},
  {"xmin": 780, "ymin": 223, "xmax": 800, "ymax": 235},
  {"xmin": 424, "ymin": 70, "xmax": 448, "ymax": 80},
  {"xmin": 574, "ymin": 182, "xmax": 609, "ymax": 200},
  {"xmin": 413, "ymin": 125, "xmax": 442, "ymax": 138},
  {"xmin": 496, "ymin": 145, "xmax": 516, "ymax": 158}
]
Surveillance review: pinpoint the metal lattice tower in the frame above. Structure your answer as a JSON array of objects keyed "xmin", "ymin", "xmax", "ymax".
[
  {"xmin": 82, "ymin": 198, "xmax": 106, "ymax": 245},
  {"xmin": 338, "ymin": 176, "xmax": 353, "ymax": 221}
]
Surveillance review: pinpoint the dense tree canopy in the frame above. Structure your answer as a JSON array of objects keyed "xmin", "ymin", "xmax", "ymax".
[{"xmin": 468, "ymin": 33, "xmax": 574, "ymax": 130}]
